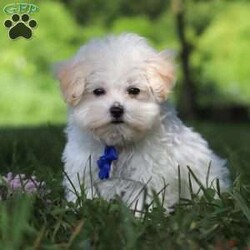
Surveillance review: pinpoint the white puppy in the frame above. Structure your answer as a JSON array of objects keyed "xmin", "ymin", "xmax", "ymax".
[{"xmin": 56, "ymin": 33, "xmax": 229, "ymax": 211}]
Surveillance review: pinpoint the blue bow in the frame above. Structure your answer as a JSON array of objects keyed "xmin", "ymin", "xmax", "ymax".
[{"xmin": 97, "ymin": 146, "xmax": 118, "ymax": 180}]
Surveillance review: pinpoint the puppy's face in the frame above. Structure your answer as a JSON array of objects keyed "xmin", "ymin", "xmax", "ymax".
[{"xmin": 56, "ymin": 34, "xmax": 175, "ymax": 145}]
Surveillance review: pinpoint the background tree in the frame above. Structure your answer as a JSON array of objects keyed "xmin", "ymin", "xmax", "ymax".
[{"xmin": 171, "ymin": 0, "xmax": 197, "ymax": 118}]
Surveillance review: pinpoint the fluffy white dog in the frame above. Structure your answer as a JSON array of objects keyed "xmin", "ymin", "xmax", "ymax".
[{"xmin": 56, "ymin": 33, "xmax": 229, "ymax": 212}]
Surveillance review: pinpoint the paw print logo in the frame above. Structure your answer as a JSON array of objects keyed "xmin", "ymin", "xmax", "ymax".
[{"xmin": 4, "ymin": 14, "xmax": 37, "ymax": 39}]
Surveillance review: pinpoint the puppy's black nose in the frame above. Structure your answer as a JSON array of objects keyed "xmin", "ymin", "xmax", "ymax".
[{"xmin": 110, "ymin": 104, "xmax": 124, "ymax": 119}]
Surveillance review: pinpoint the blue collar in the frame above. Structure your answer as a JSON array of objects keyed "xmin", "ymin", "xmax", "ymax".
[{"xmin": 97, "ymin": 145, "xmax": 118, "ymax": 180}]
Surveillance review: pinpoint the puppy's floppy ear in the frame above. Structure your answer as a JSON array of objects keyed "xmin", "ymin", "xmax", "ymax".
[
  {"xmin": 147, "ymin": 49, "xmax": 176, "ymax": 102},
  {"xmin": 55, "ymin": 60, "xmax": 85, "ymax": 106}
]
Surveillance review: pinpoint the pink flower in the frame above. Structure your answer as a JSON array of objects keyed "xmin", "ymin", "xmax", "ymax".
[{"xmin": 1, "ymin": 172, "xmax": 46, "ymax": 194}]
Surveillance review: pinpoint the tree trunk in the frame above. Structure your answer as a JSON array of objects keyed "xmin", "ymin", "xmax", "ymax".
[{"xmin": 172, "ymin": 0, "xmax": 197, "ymax": 119}]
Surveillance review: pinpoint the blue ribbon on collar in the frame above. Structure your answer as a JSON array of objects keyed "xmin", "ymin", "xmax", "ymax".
[{"xmin": 97, "ymin": 145, "xmax": 118, "ymax": 180}]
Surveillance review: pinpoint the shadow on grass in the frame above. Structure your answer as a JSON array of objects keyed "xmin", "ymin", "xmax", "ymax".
[
  {"xmin": 0, "ymin": 124, "xmax": 65, "ymax": 186},
  {"xmin": 0, "ymin": 121, "xmax": 249, "ymax": 184}
]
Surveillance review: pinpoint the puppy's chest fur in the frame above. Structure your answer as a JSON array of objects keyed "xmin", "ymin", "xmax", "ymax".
[
  {"xmin": 94, "ymin": 129, "xmax": 177, "ymax": 192},
  {"xmin": 64, "ymin": 118, "xmax": 176, "ymax": 187},
  {"xmin": 110, "ymin": 149, "xmax": 136, "ymax": 178},
  {"xmin": 111, "ymin": 143, "xmax": 164, "ymax": 181}
]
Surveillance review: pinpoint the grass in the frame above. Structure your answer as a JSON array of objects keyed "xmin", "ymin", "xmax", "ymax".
[{"xmin": 0, "ymin": 122, "xmax": 249, "ymax": 249}]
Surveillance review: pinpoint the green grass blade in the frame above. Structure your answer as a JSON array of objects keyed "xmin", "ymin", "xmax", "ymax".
[{"xmin": 230, "ymin": 191, "xmax": 250, "ymax": 222}]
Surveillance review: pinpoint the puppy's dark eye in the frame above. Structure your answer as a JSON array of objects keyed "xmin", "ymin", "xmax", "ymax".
[
  {"xmin": 127, "ymin": 87, "xmax": 140, "ymax": 95},
  {"xmin": 93, "ymin": 88, "xmax": 106, "ymax": 96}
]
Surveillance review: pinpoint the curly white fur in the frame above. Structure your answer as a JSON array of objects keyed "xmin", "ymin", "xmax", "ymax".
[{"xmin": 56, "ymin": 33, "xmax": 230, "ymax": 212}]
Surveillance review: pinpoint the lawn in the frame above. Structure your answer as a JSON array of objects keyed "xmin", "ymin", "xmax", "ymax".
[{"xmin": 0, "ymin": 122, "xmax": 249, "ymax": 249}]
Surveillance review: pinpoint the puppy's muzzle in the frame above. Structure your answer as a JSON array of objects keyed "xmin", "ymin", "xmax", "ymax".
[{"xmin": 110, "ymin": 103, "xmax": 124, "ymax": 123}]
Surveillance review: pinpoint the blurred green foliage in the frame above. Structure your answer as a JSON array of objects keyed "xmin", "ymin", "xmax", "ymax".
[
  {"xmin": 0, "ymin": 1, "xmax": 82, "ymax": 125},
  {"xmin": 194, "ymin": 2, "xmax": 250, "ymax": 105},
  {"xmin": 0, "ymin": 0, "xmax": 249, "ymax": 125}
]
